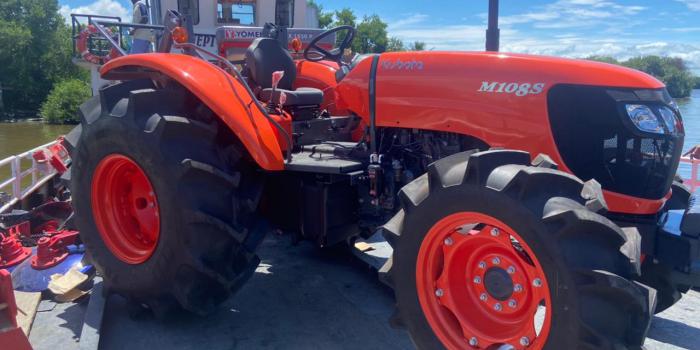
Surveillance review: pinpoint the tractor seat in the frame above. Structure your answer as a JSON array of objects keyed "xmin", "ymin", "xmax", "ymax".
[
  {"xmin": 259, "ymin": 88, "xmax": 323, "ymax": 106},
  {"xmin": 245, "ymin": 38, "xmax": 323, "ymax": 107}
]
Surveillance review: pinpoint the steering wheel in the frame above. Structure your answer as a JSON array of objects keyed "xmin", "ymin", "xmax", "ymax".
[{"xmin": 304, "ymin": 25, "xmax": 356, "ymax": 62}]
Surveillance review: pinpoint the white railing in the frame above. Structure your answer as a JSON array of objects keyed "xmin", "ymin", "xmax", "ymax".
[
  {"xmin": 0, "ymin": 140, "xmax": 63, "ymax": 213},
  {"xmin": 680, "ymin": 156, "xmax": 700, "ymax": 192}
]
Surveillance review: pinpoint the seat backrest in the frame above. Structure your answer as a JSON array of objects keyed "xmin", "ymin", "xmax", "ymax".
[{"xmin": 245, "ymin": 38, "xmax": 296, "ymax": 90}]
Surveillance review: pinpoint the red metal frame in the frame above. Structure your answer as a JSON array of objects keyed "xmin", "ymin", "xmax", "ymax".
[
  {"xmin": 0, "ymin": 234, "xmax": 31, "ymax": 270},
  {"xmin": 416, "ymin": 212, "xmax": 552, "ymax": 349},
  {"xmin": 90, "ymin": 154, "xmax": 160, "ymax": 264},
  {"xmin": 0, "ymin": 270, "xmax": 33, "ymax": 350},
  {"xmin": 31, "ymin": 230, "xmax": 80, "ymax": 270}
]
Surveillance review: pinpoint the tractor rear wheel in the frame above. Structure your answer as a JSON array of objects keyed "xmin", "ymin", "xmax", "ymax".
[
  {"xmin": 66, "ymin": 80, "xmax": 265, "ymax": 316},
  {"xmin": 381, "ymin": 150, "xmax": 656, "ymax": 349}
]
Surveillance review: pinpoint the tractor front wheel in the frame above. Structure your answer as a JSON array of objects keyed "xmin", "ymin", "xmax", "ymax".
[
  {"xmin": 381, "ymin": 150, "xmax": 657, "ymax": 349},
  {"xmin": 66, "ymin": 80, "xmax": 265, "ymax": 316}
]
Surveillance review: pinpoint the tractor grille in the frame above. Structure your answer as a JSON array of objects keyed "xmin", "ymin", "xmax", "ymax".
[{"xmin": 547, "ymin": 84, "xmax": 683, "ymax": 200}]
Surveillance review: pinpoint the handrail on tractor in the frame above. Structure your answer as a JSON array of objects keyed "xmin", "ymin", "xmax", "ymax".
[{"xmin": 0, "ymin": 140, "xmax": 65, "ymax": 214}]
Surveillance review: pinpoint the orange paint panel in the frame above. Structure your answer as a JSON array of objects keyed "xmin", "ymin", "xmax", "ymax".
[
  {"xmin": 336, "ymin": 51, "xmax": 668, "ymax": 214},
  {"xmin": 101, "ymin": 54, "xmax": 285, "ymax": 171}
]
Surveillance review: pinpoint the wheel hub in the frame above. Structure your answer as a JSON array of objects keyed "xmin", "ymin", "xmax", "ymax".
[
  {"xmin": 91, "ymin": 154, "xmax": 160, "ymax": 264},
  {"xmin": 484, "ymin": 267, "xmax": 514, "ymax": 301},
  {"xmin": 416, "ymin": 212, "xmax": 552, "ymax": 350}
]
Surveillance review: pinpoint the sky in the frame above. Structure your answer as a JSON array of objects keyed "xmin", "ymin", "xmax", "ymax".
[{"xmin": 58, "ymin": 0, "xmax": 700, "ymax": 73}]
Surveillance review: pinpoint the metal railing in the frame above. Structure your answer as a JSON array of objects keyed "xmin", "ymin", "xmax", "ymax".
[
  {"xmin": 0, "ymin": 141, "xmax": 64, "ymax": 213},
  {"xmin": 680, "ymin": 156, "xmax": 700, "ymax": 192},
  {"xmin": 71, "ymin": 14, "xmax": 123, "ymax": 58}
]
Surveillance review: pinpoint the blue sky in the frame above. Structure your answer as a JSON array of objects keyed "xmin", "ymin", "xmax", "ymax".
[{"xmin": 59, "ymin": 0, "xmax": 700, "ymax": 73}]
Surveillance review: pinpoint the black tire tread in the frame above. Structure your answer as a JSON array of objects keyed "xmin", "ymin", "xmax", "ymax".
[
  {"xmin": 68, "ymin": 80, "xmax": 263, "ymax": 317},
  {"xmin": 384, "ymin": 149, "xmax": 655, "ymax": 349}
]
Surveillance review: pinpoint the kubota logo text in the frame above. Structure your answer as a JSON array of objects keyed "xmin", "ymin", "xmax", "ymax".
[
  {"xmin": 381, "ymin": 59, "xmax": 424, "ymax": 70},
  {"xmin": 478, "ymin": 82, "xmax": 545, "ymax": 96}
]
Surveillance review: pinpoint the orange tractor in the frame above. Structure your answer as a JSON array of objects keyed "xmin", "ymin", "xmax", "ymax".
[{"xmin": 65, "ymin": 10, "xmax": 697, "ymax": 350}]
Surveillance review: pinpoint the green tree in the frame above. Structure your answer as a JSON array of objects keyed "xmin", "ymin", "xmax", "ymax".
[
  {"xmin": 332, "ymin": 8, "xmax": 357, "ymax": 48},
  {"xmin": 307, "ymin": 0, "xmax": 333, "ymax": 29},
  {"xmin": 408, "ymin": 41, "xmax": 426, "ymax": 51},
  {"xmin": 0, "ymin": 0, "xmax": 86, "ymax": 116},
  {"xmin": 585, "ymin": 55, "xmax": 619, "ymax": 64},
  {"xmin": 694, "ymin": 76, "xmax": 700, "ymax": 89},
  {"xmin": 354, "ymin": 15, "xmax": 388, "ymax": 54},
  {"xmin": 587, "ymin": 55, "xmax": 697, "ymax": 98},
  {"xmin": 386, "ymin": 36, "xmax": 405, "ymax": 52},
  {"xmin": 40, "ymin": 79, "xmax": 91, "ymax": 124}
]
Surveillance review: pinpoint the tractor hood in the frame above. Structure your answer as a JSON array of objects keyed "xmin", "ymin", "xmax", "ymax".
[{"xmin": 335, "ymin": 51, "xmax": 676, "ymax": 214}]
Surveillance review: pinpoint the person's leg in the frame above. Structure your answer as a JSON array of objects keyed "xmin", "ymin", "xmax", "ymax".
[{"xmin": 129, "ymin": 39, "xmax": 151, "ymax": 54}]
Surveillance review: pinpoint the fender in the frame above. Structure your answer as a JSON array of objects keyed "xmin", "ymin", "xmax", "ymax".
[{"xmin": 101, "ymin": 53, "xmax": 285, "ymax": 171}]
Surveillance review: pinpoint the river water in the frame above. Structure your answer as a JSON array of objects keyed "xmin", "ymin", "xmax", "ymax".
[{"xmin": 0, "ymin": 89, "xmax": 699, "ymax": 171}]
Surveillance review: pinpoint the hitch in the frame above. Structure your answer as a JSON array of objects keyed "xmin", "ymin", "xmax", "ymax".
[{"xmin": 31, "ymin": 230, "xmax": 80, "ymax": 270}]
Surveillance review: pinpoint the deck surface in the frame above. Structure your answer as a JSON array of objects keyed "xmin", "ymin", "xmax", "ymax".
[{"xmin": 28, "ymin": 233, "xmax": 700, "ymax": 350}]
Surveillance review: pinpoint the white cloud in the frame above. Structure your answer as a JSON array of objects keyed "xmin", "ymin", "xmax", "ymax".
[
  {"xmin": 500, "ymin": 37, "xmax": 700, "ymax": 74},
  {"xmin": 387, "ymin": 14, "xmax": 429, "ymax": 31},
  {"xmin": 59, "ymin": 0, "xmax": 129, "ymax": 24},
  {"xmin": 386, "ymin": 14, "xmax": 700, "ymax": 74},
  {"xmin": 497, "ymin": 0, "xmax": 645, "ymax": 30},
  {"xmin": 676, "ymin": 0, "xmax": 700, "ymax": 11},
  {"xmin": 662, "ymin": 27, "xmax": 700, "ymax": 33},
  {"xmin": 384, "ymin": 2, "xmax": 700, "ymax": 74}
]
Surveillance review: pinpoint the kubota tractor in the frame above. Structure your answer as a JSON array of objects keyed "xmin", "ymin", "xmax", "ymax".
[{"xmin": 64, "ymin": 15, "xmax": 698, "ymax": 350}]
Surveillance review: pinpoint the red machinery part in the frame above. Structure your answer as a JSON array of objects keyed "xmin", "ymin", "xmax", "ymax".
[
  {"xmin": 0, "ymin": 233, "xmax": 31, "ymax": 270},
  {"xmin": 0, "ymin": 270, "xmax": 33, "ymax": 350},
  {"xmin": 31, "ymin": 230, "xmax": 79, "ymax": 270},
  {"xmin": 9, "ymin": 221, "xmax": 31, "ymax": 238},
  {"xmin": 32, "ymin": 141, "xmax": 69, "ymax": 175}
]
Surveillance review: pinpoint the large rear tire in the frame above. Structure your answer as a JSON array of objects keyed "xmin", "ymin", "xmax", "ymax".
[
  {"xmin": 381, "ymin": 150, "xmax": 656, "ymax": 349},
  {"xmin": 66, "ymin": 80, "xmax": 265, "ymax": 316}
]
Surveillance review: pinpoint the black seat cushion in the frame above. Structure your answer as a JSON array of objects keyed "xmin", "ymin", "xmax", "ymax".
[
  {"xmin": 260, "ymin": 87, "xmax": 323, "ymax": 106},
  {"xmin": 245, "ymin": 38, "xmax": 296, "ymax": 89}
]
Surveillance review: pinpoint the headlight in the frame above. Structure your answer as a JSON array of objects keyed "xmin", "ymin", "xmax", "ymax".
[
  {"xmin": 656, "ymin": 106, "xmax": 678, "ymax": 134},
  {"xmin": 625, "ymin": 104, "xmax": 664, "ymax": 134}
]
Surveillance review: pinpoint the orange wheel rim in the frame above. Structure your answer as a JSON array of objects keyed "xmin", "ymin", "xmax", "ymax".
[
  {"xmin": 91, "ymin": 154, "xmax": 160, "ymax": 264},
  {"xmin": 416, "ymin": 212, "xmax": 552, "ymax": 349}
]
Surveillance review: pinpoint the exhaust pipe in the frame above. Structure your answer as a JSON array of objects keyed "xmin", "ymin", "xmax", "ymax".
[{"xmin": 485, "ymin": 0, "xmax": 499, "ymax": 52}]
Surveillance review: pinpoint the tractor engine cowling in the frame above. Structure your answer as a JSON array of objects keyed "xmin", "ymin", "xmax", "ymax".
[{"xmin": 547, "ymin": 84, "xmax": 684, "ymax": 201}]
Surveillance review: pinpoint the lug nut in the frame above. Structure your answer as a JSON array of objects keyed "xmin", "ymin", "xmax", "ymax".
[
  {"xmin": 480, "ymin": 293, "xmax": 488, "ymax": 301},
  {"xmin": 533, "ymin": 278, "xmax": 542, "ymax": 287},
  {"xmin": 514, "ymin": 284, "xmax": 523, "ymax": 292},
  {"xmin": 508, "ymin": 299, "xmax": 517, "ymax": 308},
  {"xmin": 473, "ymin": 276, "xmax": 481, "ymax": 284},
  {"xmin": 491, "ymin": 228, "xmax": 500, "ymax": 236},
  {"xmin": 520, "ymin": 336, "xmax": 530, "ymax": 346},
  {"xmin": 435, "ymin": 288, "xmax": 444, "ymax": 297},
  {"xmin": 507, "ymin": 266, "xmax": 516, "ymax": 274},
  {"xmin": 469, "ymin": 337, "xmax": 478, "ymax": 346},
  {"xmin": 494, "ymin": 303, "xmax": 502, "ymax": 311},
  {"xmin": 492, "ymin": 257, "xmax": 501, "ymax": 265},
  {"xmin": 444, "ymin": 237, "xmax": 453, "ymax": 246},
  {"xmin": 478, "ymin": 261, "xmax": 486, "ymax": 269}
]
